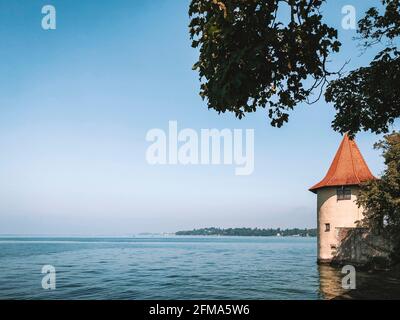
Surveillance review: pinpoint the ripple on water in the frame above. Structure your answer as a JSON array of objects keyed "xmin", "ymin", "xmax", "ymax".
[{"xmin": 0, "ymin": 237, "xmax": 399, "ymax": 299}]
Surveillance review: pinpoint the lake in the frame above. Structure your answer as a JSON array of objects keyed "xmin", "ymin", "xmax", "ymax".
[{"xmin": 0, "ymin": 236, "xmax": 399, "ymax": 300}]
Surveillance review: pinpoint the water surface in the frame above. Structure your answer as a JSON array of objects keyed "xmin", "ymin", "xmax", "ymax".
[{"xmin": 0, "ymin": 236, "xmax": 399, "ymax": 299}]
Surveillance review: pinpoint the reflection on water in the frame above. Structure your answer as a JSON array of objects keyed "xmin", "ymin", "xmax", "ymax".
[
  {"xmin": 318, "ymin": 264, "xmax": 400, "ymax": 300},
  {"xmin": 318, "ymin": 265, "xmax": 347, "ymax": 299}
]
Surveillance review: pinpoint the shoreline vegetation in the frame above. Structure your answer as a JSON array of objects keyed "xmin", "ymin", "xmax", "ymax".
[{"xmin": 175, "ymin": 227, "xmax": 317, "ymax": 237}]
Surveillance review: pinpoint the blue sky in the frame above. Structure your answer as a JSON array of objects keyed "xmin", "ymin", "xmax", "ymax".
[{"xmin": 0, "ymin": 0, "xmax": 396, "ymax": 235}]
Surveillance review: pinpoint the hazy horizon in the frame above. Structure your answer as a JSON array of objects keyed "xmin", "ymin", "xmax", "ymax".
[{"xmin": 0, "ymin": 223, "xmax": 319, "ymax": 237}]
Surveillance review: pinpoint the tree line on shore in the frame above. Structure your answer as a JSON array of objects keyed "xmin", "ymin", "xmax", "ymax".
[{"xmin": 175, "ymin": 227, "xmax": 317, "ymax": 237}]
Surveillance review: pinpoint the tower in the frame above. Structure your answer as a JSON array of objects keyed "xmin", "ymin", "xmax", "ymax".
[{"xmin": 309, "ymin": 134, "xmax": 375, "ymax": 263}]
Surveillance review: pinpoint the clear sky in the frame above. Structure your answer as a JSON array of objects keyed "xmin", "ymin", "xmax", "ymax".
[{"xmin": 0, "ymin": 0, "xmax": 397, "ymax": 235}]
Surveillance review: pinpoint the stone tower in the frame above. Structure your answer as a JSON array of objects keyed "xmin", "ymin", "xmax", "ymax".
[{"xmin": 309, "ymin": 134, "xmax": 375, "ymax": 264}]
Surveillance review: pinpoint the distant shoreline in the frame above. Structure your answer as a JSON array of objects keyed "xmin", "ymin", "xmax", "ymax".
[{"xmin": 175, "ymin": 227, "xmax": 317, "ymax": 237}]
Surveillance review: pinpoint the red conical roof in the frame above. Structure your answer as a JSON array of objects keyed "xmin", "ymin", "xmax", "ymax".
[{"xmin": 309, "ymin": 134, "xmax": 375, "ymax": 193}]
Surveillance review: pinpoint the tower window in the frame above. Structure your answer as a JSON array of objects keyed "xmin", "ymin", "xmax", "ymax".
[
  {"xmin": 337, "ymin": 187, "xmax": 351, "ymax": 200},
  {"xmin": 325, "ymin": 223, "xmax": 331, "ymax": 232}
]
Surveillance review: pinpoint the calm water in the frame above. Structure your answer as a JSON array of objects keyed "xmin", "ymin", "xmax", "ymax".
[{"xmin": 0, "ymin": 236, "xmax": 399, "ymax": 300}]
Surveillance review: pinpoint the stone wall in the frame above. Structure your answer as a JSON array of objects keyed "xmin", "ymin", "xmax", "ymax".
[{"xmin": 331, "ymin": 227, "xmax": 393, "ymax": 270}]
